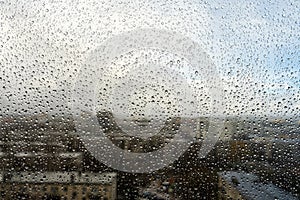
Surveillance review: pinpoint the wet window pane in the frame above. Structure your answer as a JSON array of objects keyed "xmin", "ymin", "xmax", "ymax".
[{"xmin": 0, "ymin": 0, "xmax": 299, "ymax": 199}]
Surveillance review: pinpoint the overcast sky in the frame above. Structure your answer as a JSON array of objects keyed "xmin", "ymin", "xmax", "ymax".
[{"xmin": 0, "ymin": 0, "xmax": 299, "ymax": 118}]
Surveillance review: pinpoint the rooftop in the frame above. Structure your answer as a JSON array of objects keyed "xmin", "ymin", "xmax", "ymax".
[
  {"xmin": 218, "ymin": 171, "xmax": 297, "ymax": 200},
  {"xmin": 0, "ymin": 171, "xmax": 117, "ymax": 184}
]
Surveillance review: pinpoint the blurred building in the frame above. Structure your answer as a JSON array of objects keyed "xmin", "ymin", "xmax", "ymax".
[
  {"xmin": 0, "ymin": 171, "xmax": 117, "ymax": 200},
  {"xmin": 0, "ymin": 130, "xmax": 83, "ymax": 171}
]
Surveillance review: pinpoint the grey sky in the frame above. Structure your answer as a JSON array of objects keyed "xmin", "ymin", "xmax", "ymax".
[{"xmin": 0, "ymin": 0, "xmax": 299, "ymax": 118}]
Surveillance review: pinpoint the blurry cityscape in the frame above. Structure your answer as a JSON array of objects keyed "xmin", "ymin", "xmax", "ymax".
[{"xmin": 0, "ymin": 111, "xmax": 299, "ymax": 199}]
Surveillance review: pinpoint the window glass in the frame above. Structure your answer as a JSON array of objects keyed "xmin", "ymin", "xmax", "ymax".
[{"xmin": 0, "ymin": 0, "xmax": 299, "ymax": 199}]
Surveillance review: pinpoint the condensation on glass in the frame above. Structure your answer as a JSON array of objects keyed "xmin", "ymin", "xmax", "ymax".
[{"xmin": 0, "ymin": 0, "xmax": 299, "ymax": 199}]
